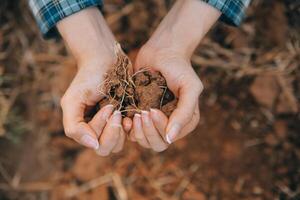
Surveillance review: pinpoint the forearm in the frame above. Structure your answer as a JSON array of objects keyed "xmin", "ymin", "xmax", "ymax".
[
  {"xmin": 57, "ymin": 7, "xmax": 116, "ymax": 65},
  {"xmin": 145, "ymin": 0, "xmax": 221, "ymax": 58}
]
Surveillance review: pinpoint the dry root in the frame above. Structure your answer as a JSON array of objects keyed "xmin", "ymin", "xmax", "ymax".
[{"xmin": 99, "ymin": 43, "xmax": 177, "ymax": 118}]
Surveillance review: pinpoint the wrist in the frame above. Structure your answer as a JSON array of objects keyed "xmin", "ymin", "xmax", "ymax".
[
  {"xmin": 57, "ymin": 7, "xmax": 116, "ymax": 65},
  {"xmin": 146, "ymin": 0, "xmax": 221, "ymax": 58}
]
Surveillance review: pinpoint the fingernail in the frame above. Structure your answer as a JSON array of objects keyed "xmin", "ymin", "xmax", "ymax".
[
  {"xmin": 166, "ymin": 124, "xmax": 181, "ymax": 144},
  {"xmin": 80, "ymin": 135, "xmax": 99, "ymax": 150},
  {"xmin": 111, "ymin": 110, "xmax": 121, "ymax": 124},
  {"xmin": 103, "ymin": 104, "xmax": 114, "ymax": 109},
  {"xmin": 95, "ymin": 148, "xmax": 109, "ymax": 156},
  {"xmin": 166, "ymin": 134, "xmax": 172, "ymax": 144},
  {"xmin": 102, "ymin": 104, "xmax": 114, "ymax": 120},
  {"xmin": 113, "ymin": 110, "xmax": 121, "ymax": 117},
  {"xmin": 150, "ymin": 108, "xmax": 157, "ymax": 114},
  {"xmin": 150, "ymin": 108, "xmax": 158, "ymax": 121},
  {"xmin": 134, "ymin": 114, "xmax": 141, "ymax": 124},
  {"xmin": 141, "ymin": 111, "xmax": 150, "ymax": 124}
]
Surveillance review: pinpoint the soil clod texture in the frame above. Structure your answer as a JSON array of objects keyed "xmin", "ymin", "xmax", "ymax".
[{"xmin": 99, "ymin": 44, "xmax": 177, "ymax": 118}]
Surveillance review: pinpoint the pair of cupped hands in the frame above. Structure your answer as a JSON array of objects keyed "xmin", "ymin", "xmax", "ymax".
[{"xmin": 57, "ymin": 1, "xmax": 220, "ymax": 156}]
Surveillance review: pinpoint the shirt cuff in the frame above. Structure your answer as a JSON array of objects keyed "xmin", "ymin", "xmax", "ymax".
[
  {"xmin": 29, "ymin": 0, "xmax": 103, "ymax": 38},
  {"xmin": 202, "ymin": 0, "xmax": 251, "ymax": 26}
]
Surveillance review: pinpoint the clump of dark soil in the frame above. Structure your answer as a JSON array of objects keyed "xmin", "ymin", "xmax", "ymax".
[{"xmin": 99, "ymin": 43, "xmax": 177, "ymax": 118}]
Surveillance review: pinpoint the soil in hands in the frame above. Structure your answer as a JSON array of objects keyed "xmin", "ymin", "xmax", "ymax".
[{"xmin": 99, "ymin": 43, "xmax": 177, "ymax": 118}]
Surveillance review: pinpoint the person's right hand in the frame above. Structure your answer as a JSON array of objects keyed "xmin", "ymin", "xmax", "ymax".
[
  {"xmin": 57, "ymin": 7, "xmax": 129, "ymax": 156},
  {"xmin": 128, "ymin": 0, "xmax": 220, "ymax": 151}
]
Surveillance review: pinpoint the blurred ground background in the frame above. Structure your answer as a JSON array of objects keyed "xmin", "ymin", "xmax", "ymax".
[{"xmin": 0, "ymin": 0, "xmax": 299, "ymax": 199}]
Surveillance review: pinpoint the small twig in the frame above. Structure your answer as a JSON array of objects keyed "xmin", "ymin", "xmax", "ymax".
[
  {"xmin": 121, "ymin": 78, "xmax": 131, "ymax": 87},
  {"xmin": 132, "ymin": 67, "xmax": 151, "ymax": 77},
  {"xmin": 130, "ymin": 96, "xmax": 139, "ymax": 109},
  {"xmin": 172, "ymin": 164, "xmax": 200, "ymax": 199},
  {"xmin": 11, "ymin": 170, "xmax": 21, "ymax": 189},
  {"xmin": 136, "ymin": 160, "xmax": 173, "ymax": 200},
  {"xmin": 192, "ymin": 55, "xmax": 240, "ymax": 70},
  {"xmin": 160, "ymin": 87, "xmax": 167, "ymax": 110},
  {"xmin": 0, "ymin": 89, "xmax": 19, "ymax": 136},
  {"xmin": 277, "ymin": 184, "xmax": 300, "ymax": 198},
  {"xmin": 0, "ymin": 181, "xmax": 53, "ymax": 192},
  {"xmin": 154, "ymin": 176, "xmax": 177, "ymax": 187},
  {"xmin": 107, "ymin": 4, "xmax": 135, "ymax": 26},
  {"xmin": 0, "ymin": 162, "xmax": 12, "ymax": 184},
  {"xmin": 118, "ymin": 86, "xmax": 127, "ymax": 111},
  {"xmin": 120, "ymin": 108, "xmax": 140, "ymax": 113},
  {"xmin": 234, "ymin": 177, "xmax": 245, "ymax": 193},
  {"xmin": 111, "ymin": 173, "xmax": 128, "ymax": 200},
  {"xmin": 276, "ymin": 74, "xmax": 298, "ymax": 112},
  {"xmin": 97, "ymin": 79, "xmax": 110, "ymax": 98},
  {"xmin": 65, "ymin": 173, "xmax": 112, "ymax": 198},
  {"xmin": 244, "ymin": 138, "xmax": 264, "ymax": 148}
]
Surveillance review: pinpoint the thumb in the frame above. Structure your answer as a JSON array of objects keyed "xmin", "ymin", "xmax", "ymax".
[
  {"xmin": 165, "ymin": 83, "xmax": 202, "ymax": 144},
  {"xmin": 122, "ymin": 117, "xmax": 133, "ymax": 133}
]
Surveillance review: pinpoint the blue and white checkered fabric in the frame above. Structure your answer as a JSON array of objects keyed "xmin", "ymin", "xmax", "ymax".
[
  {"xmin": 29, "ymin": 0, "xmax": 103, "ymax": 38},
  {"xmin": 203, "ymin": 0, "xmax": 251, "ymax": 25},
  {"xmin": 29, "ymin": 0, "xmax": 250, "ymax": 38}
]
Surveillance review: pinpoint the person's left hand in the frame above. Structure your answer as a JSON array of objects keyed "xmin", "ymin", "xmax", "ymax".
[{"xmin": 128, "ymin": 45, "xmax": 202, "ymax": 152}]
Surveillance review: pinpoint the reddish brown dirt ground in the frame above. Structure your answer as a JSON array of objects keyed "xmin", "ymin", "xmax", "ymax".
[{"xmin": 0, "ymin": 0, "xmax": 299, "ymax": 199}]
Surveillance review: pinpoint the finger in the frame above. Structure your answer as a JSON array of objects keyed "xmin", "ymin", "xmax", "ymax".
[
  {"xmin": 133, "ymin": 113, "xmax": 150, "ymax": 148},
  {"xmin": 141, "ymin": 111, "xmax": 168, "ymax": 152},
  {"xmin": 129, "ymin": 128, "xmax": 137, "ymax": 142},
  {"xmin": 179, "ymin": 103, "xmax": 200, "ymax": 139},
  {"xmin": 61, "ymin": 97, "xmax": 99, "ymax": 150},
  {"xmin": 127, "ymin": 118, "xmax": 136, "ymax": 142},
  {"xmin": 88, "ymin": 104, "xmax": 114, "ymax": 138},
  {"xmin": 123, "ymin": 117, "xmax": 134, "ymax": 141},
  {"xmin": 150, "ymin": 108, "xmax": 168, "ymax": 140},
  {"xmin": 112, "ymin": 128, "xmax": 126, "ymax": 153},
  {"xmin": 96, "ymin": 110, "xmax": 122, "ymax": 156},
  {"xmin": 151, "ymin": 105, "xmax": 200, "ymax": 143},
  {"xmin": 166, "ymin": 82, "xmax": 202, "ymax": 144},
  {"xmin": 122, "ymin": 117, "xmax": 132, "ymax": 133}
]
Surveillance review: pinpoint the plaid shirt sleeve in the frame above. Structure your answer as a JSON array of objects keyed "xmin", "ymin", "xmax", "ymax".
[
  {"xmin": 202, "ymin": 0, "xmax": 251, "ymax": 26},
  {"xmin": 29, "ymin": 0, "xmax": 103, "ymax": 38}
]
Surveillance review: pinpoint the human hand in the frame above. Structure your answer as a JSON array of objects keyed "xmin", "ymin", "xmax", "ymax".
[
  {"xmin": 57, "ymin": 8, "xmax": 129, "ymax": 155},
  {"xmin": 129, "ymin": 0, "xmax": 220, "ymax": 151},
  {"xmin": 129, "ymin": 46, "xmax": 202, "ymax": 151},
  {"xmin": 60, "ymin": 60, "xmax": 127, "ymax": 156}
]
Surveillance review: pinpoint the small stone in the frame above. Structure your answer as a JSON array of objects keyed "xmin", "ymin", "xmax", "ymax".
[
  {"xmin": 253, "ymin": 186, "xmax": 263, "ymax": 195},
  {"xmin": 231, "ymin": 120, "xmax": 241, "ymax": 130},
  {"xmin": 250, "ymin": 74, "xmax": 280, "ymax": 109},
  {"xmin": 265, "ymin": 133, "xmax": 279, "ymax": 146},
  {"xmin": 250, "ymin": 120, "xmax": 259, "ymax": 128}
]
